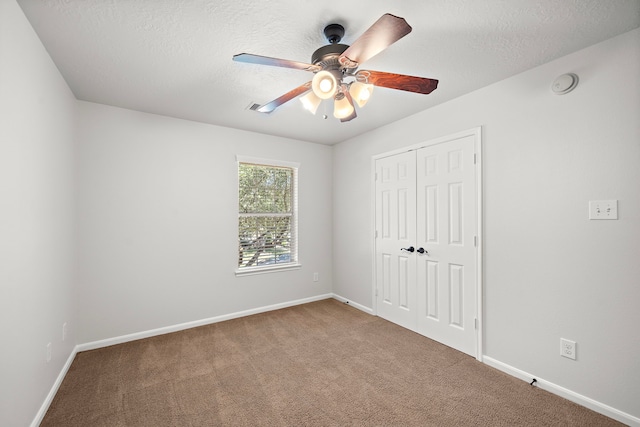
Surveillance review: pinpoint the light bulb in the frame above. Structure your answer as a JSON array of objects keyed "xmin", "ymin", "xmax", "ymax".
[
  {"xmin": 349, "ymin": 82, "xmax": 374, "ymax": 107},
  {"xmin": 319, "ymin": 79, "xmax": 332, "ymax": 93},
  {"xmin": 333, "ymin": 93, "xmax": 354, "ymax": 119},
  {"xmin": 299, "ymin": 91, "xmax": 322, "ymax": 115},
  {"xmin": 312, "ymin": 71, "xmax": 337, "ymax": 99}
]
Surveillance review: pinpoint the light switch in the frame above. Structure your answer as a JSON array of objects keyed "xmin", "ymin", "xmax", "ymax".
[{"xmin": 589, "ymin": 200, "xmax": 618, "ymax": 220}]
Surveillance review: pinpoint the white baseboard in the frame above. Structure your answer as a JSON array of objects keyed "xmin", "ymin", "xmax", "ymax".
[
  {"xmin": 77, "ymin": 294, "xmax": 334, "ymax": 352},
  {"xmin": 31, "ymin": 345, "xmax": 78, "ymax": 427},
  {"xmin": 331, "ymin": 293, "xmax": 374, "ymax": 315},
  {"xmin": 483, "ymin": 356, "xmax": 639, "ymax": 427}
]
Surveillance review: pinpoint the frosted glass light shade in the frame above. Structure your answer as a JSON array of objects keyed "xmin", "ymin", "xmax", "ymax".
[
  {"xmin": 333, "ymin": 94, "xmax": 354, "ymax": 119},
  {"xmin": 299, "ymin": 91, "xmax": 322, "ymax": 114},
  {"xmin": 349, "ymin": 82, "xmax": 374, "ymax": 107},
  {"xmin": 312, "ymin": 71, "xmax": 338, "ymax": 99}
]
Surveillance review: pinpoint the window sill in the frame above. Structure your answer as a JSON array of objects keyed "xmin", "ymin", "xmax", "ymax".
[{"xmin": 235, "ymin": 263, "xmax": 302, "ymax": 277}]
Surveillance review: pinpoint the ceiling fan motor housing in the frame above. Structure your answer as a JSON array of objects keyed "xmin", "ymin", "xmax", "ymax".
[{"xmin": 311, "ymin": 43, "xmax": 349, "ymax": 68}]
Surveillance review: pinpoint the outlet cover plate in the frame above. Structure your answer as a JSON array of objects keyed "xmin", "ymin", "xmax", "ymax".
[{"xmin": 560, "ymin": 338, "xmax": 576, "ymax": 360}]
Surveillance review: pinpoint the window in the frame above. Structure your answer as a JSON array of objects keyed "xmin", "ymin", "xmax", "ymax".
[{"xmin": 236, "ymin": 156, "xmax": 299, "ymax": 275}]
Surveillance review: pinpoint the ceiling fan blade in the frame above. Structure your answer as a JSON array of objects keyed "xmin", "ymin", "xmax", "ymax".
[
  {"xmin": 358, "ymin": 70, "xmax": 439, "ymax": 94},
  {"xmin": 255, "ymin": 82, "xmax": 312, "ymax": 113},
  {"xmin": 233, "ymin": 53, "xmax": 321, "ymax": 72},
  {"xmin": 339, "ymin": 14, "xmax": 412, "ymax": 68}
]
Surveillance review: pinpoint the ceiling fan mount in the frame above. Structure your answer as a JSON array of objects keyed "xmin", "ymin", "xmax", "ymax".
[
  {"xmin": 323, "ymin": 23, "xmax": 345, "ymax": 44},
  {"xmin": 233, "ymin": 14, "xmax": 439, "ymax": 121}
]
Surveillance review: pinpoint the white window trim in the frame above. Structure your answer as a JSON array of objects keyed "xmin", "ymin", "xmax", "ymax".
[
  {"xmin": 235, "ymin": 155, "xmax": 301, "ymax": 276},
  {"xmin": 235, "ymin": 263, "xmax": 302, "ymax": 277},
  {"xmin": 235, "ymin": 155, "xmax": 299, "ymax": 170}
]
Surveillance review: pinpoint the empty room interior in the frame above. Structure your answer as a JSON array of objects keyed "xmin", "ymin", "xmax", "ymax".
[{"xmin": 2, "ymin": 0, "xmax": 639, "ymax": 425}]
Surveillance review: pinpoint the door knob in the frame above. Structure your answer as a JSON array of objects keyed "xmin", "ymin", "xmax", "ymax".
[
  {"xmin": 401, "ymin": 246, "xmax": 415, "ymax": 253},
  {"xmin": 417, "ymin": 247, "xmax": 428, "ymax": 254}
]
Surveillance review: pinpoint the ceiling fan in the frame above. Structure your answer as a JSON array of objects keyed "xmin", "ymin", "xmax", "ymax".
[{"xmin": 232, "ymin": 13, "xmax": 439, "ymax": 122}]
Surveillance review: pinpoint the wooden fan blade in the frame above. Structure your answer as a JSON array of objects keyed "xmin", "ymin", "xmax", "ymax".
[
  {"xmin": 256, "ymin": 82, "xmax": 312, "ymax": 113},
  {"xmin": 233, "ymin": 53, "xmax": 321, "ymax": 72},
  {"xmin": 339, "ymin": 14, "xmax": 412, "ymax": 68},
  {"xmin": 358, "ymin": 70, "xmax": 439, "ymax": 94}
]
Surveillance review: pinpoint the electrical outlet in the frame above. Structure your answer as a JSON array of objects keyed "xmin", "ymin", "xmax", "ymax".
[
  {"xmin": 560, "ymin": 338, "xmax": 576, "ymax": 360},
  {"xmin": 313, "ymin": 272, "xmax": 319, "ymax": 282},
  {"xmin": 62, "ymin": 322, "xmax": 68, "ymax": 342},
  {"xmin": 46, "ymin": 343, "xmax": 52, "ymax": 362}
]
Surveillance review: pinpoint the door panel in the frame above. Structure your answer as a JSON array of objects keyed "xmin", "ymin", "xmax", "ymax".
[
  {"xmin": 425, "ymin": 185, "xmax": 438, "ymax": 243},
  {"xmin": 375, "ymin": 151, "xmax": 417, "ymax": 331},
  {"xmin": 416, "ymin": 135, "xmax": 477, "ymax": 356},
  {"xmin": 424, "ymin": 260, "xmax": 438, "ymax": 319}
]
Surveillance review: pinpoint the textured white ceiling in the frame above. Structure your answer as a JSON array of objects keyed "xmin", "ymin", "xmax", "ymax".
[{"xmin": 17, "ymin": 0, "xmax": 640, "ymax": 145}]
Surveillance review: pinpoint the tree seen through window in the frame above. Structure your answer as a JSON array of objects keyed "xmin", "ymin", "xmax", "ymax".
[{"xmin": 238, "ymin": 163, "xmax": 296, "ymax": 269}]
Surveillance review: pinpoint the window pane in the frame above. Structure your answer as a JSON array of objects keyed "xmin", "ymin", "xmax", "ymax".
[
  {"xmin": 238, "ymin": 164, "xmax": 292, "ymax": 214},
  {"xmin": 238, "ymin": 216, "xmax": 291, "ymax": 268}
]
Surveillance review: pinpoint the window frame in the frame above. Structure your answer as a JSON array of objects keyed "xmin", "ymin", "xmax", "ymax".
[{"xmin": 235, "ymin": 155, "xmax": 301, "ymax": 276}]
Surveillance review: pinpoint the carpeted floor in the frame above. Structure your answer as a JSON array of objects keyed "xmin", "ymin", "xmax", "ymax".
[{"xmin": 42, "ymin": 299, "xmax": 623, "ymax": 426}]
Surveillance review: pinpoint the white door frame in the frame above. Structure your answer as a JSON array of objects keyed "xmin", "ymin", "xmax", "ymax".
[{"xmin": 370, "ymin": 127, "xmax": 483, "ymax": 361}]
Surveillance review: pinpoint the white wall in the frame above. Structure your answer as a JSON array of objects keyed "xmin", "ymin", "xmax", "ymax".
[
  {"xmin": 333, "ymin": 28, "xmax": 640, "ymax": 420},
  {"xmin": 0, "ymin": 1, "xmax": 78, "ymax": 426},
  {"xmin": 76, "ymin": 102, "xmax": 333, "ymax": 344}
]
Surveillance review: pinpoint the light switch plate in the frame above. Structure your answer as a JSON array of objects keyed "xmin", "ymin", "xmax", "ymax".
[{"xmin": 589, "ymin": 200, "xmax": 618, "ymax": 220}]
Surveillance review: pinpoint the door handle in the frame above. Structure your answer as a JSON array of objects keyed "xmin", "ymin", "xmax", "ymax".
[
  {"xmin": 401, "ymin": 246, "xmax": 415, "ymax": 253},
  {"xmin": 417, "ymin": 247, "xmax": 428, "ymax": 254}
]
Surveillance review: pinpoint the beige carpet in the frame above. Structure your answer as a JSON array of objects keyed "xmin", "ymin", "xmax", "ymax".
[{"xmin": 42, "ymin": 299, "xmax": 622, "ymax": 426}]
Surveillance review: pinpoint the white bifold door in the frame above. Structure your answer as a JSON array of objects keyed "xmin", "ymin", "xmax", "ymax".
[{"xmin": 375, "ymin": 134, "xmax": 479, "ymax": 357}]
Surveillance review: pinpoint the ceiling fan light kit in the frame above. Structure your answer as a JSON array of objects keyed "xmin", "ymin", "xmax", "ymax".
[
  {"xmin": 300, "ymin": 91, "xmax": 322, "ymax": 114},
  {"xmin": 349, "ymin": 81, "xmax": 374, "ymax": 107},
  {"xmin": 233, "ymin": 13, "xmax": 439, "ymax": 122},
  {"xmin": 311, "ymin": 70, "xmax": 339, "ymax": 99},
  {"xmin": 333, "ymin": 91, "xmax": 355, "ymax": 119}
]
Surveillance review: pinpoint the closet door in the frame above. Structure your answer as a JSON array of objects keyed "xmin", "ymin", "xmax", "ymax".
[
  {"xmin": 374, "ymin": 151, "xmax": 418, "ymax": 331},
  {"xmin": 416, "ymin": 135, "xmax": 477, "ymax": 356},
  {"xmin": 374, "ymin": 132, "xmax": 479, "ymax": 357}
]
